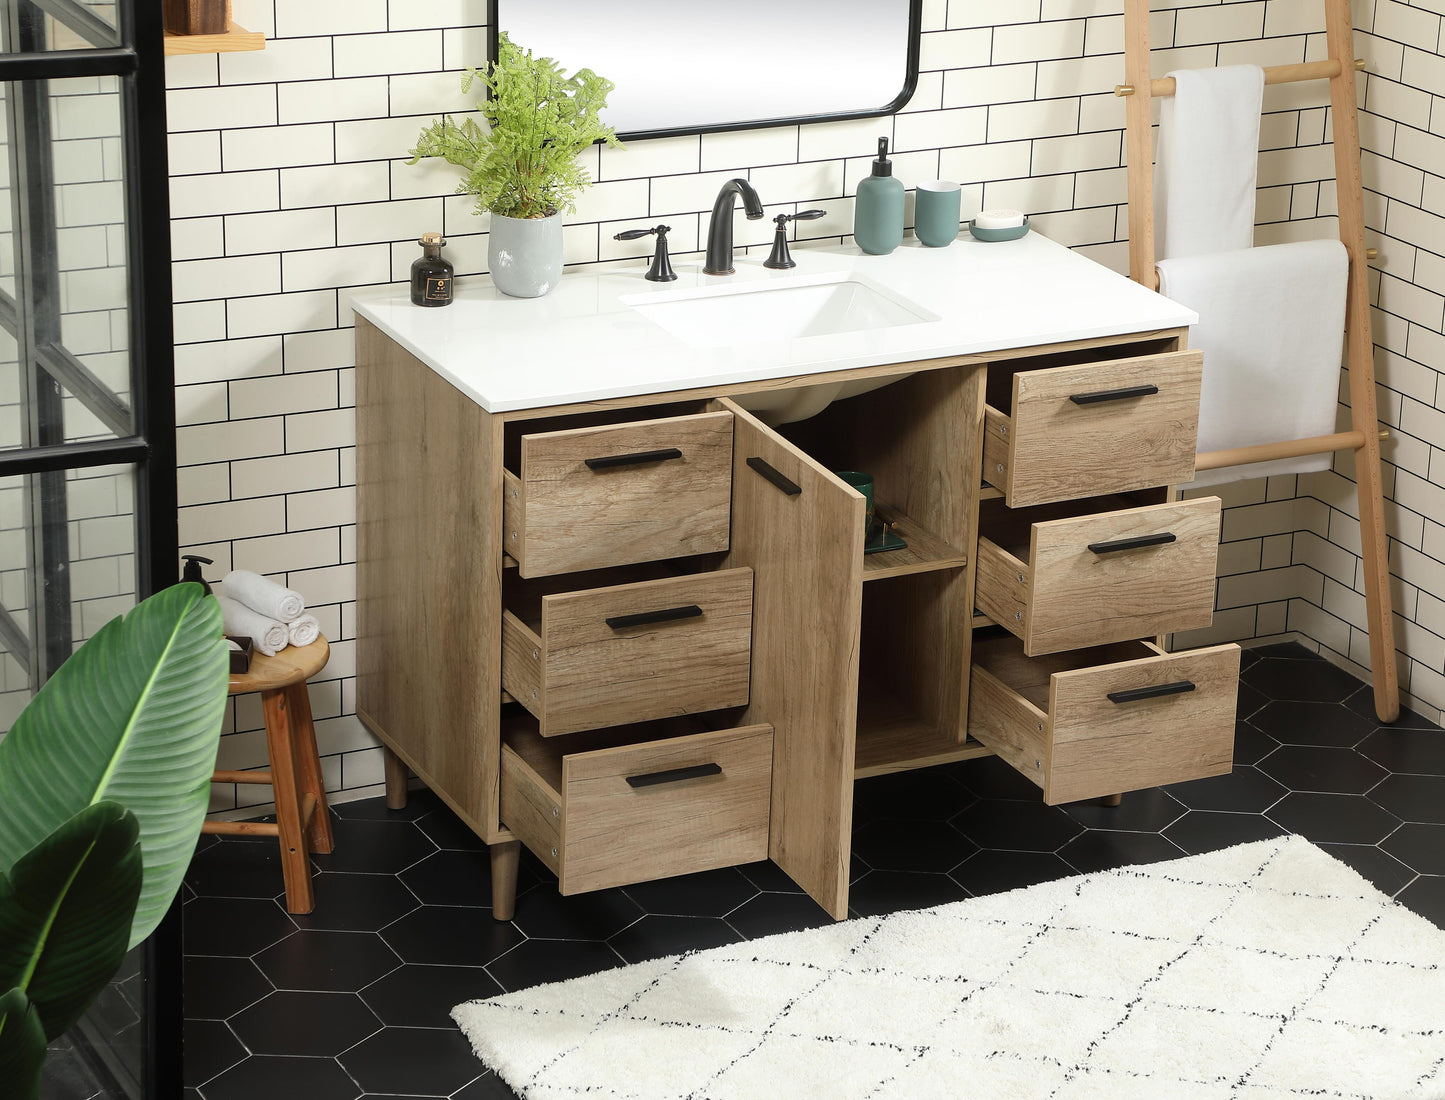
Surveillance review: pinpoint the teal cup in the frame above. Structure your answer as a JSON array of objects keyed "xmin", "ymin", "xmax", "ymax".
[
  {"xmin": 914, "ymin": 180, "xmax": 962, "ymax": 247},
  {"xmin": 835, "ymin": 471, "xmax": 878, "ymax": 543}
]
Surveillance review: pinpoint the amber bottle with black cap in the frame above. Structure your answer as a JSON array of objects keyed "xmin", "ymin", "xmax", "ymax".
[{"xmin": 411, "ymin": 232, "xmax": 454, "ymax": 307}]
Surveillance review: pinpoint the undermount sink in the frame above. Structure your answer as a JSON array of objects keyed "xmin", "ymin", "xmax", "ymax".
[
  {"xmin": 623, "ymin": 273, "xmax": 937, "ymax": 423},
  {"xmin": 624, "ymin": 272, "xmax": 937, "ymax": 349}
]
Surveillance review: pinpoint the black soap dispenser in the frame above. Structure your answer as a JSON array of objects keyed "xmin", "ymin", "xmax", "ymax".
[{"xmin": 181, "ymin": 554, "xmax": 213, "ymax": 595}]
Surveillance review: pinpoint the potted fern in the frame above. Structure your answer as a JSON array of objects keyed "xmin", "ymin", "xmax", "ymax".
[{"xmin": 409, "ymin": 33, "xmax": 620, "ymax": 298}]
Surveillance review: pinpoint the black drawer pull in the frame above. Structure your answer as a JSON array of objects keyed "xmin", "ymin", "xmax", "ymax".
[
  {"xmin": 1108, "ymin": 680, "xmax": 1196, "ymax": 704},
  {"xmin": 1088, "ymin": 532, "xmax": 1177, "ymax": 554},
  {"xmin": 584, "ymin": 447, "xmax": 683, "ymax": 470},
  {"xmin": 1069, "ymin": 384, "xmax": 1159, "ymax": 405},
  {"xmin": 605, "ymin": 604, "xmax": 703, "ymax": 630},
  {"xmin": 626, "ymin": 762, "xmax": 723, "ymax": 788},
  {"xmin": 747, "ymin": 456, "xmax": 802, "ymax": 496}
]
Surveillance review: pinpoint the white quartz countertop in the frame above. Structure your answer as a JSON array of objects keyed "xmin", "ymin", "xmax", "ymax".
[{"xmin": 351, "ymin": 232, "xmax": 1197, "ymax": 414}]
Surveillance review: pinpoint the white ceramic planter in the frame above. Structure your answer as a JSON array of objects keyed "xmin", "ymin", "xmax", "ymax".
[{"xmin": 488, "ymin": 211, "xmax": 564, "ymax": 298}]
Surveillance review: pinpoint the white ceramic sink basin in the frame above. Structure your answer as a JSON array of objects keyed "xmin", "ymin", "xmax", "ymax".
[
  {"xmin": 624, "ymin": 272, "xmax": 937, "ymax": 350},
  {"xmin": 623, "ymin": 273, "xmax": 937, "ymax": 423}
]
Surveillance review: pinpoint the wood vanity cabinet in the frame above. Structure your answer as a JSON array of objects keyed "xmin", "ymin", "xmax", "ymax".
[{"xmin": 355, "ymin": 317, "xmax": 1238, "ymax": 922}]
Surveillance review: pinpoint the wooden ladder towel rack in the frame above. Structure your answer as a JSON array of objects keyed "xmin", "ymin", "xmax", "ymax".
[{"xmin": 1119, "ymin": 0, "xmax": 1399, "ymax": 722}]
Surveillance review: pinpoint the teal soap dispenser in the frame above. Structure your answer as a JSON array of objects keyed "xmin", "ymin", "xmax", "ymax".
[{"xmin": 854, "ymin": 137, "xmax": 904, "ymax": 255}]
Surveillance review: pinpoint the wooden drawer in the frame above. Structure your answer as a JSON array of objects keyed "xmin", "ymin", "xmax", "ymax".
[
  {"xmin": 504, "ymin": 410, "xmax": 733, "ymax": 577},
  {"xmin": 968, "ymin": 634, "xmax": 1237, "ymax": 805},
  {"xmin": 500, "ymin": 718, "xmax": 773, "ymax": 895},
  {"xmin": 502, "ymin": 567, "xmax": 753, "ymax": 737},
  {"xmin": 976, "ymin": 496, "xmax": 1221, "ymax": 655},
  {"xmin": 983, "ymin": 350, "xmax": 1203, "ymax": 507}
]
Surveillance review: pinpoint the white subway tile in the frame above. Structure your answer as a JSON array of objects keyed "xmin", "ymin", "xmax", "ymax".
[
  {"xmin": 278, "ymin": 77, "xmax": 391, "ymax": 126},
  {"xmin": 222, "ymin": 124, "xmax": 336, "ymax": 172},
  {"xmin": 231, "ymin": 450, "xmax": 339, "ymax": 499},
  {"xmin": 166, "ymin": 84, "xmax": 277, "ymax": 133},
  {"xmin": 281, "ymin": 162, "xmax": 391, "ymax": 210},
  {"xmin": 335, "ymin": 114, "xmax": 440, "ymax": 162},
  {"xmin": 284, "ymin": 329, "xmax": 356, "ymax": 374},
  {"xmin": 599, "ymin": 136, "xmax": 702, "ymax": 182},
  {"xmin": 334, "ymin": 31, "xmax": 442, "ymax": 79},
  {"xmin": 286, "ymin": 408, "xmax": 355, "ymax": 451},
  {"xmin": 275, "ymin": 0, "xmax": 387, "ymax": 38},
  {"xmin": 389, "ymin": 0, "xmax": 482, "ymax": 30},
  {"xmin": 992, "ymin": 19, "xmax": 1085, "ymax": 64},
  {"xmin": 230, "ymin": 370, "xmax": 337, "ymax": 420},
  {"xmin": 170, "ymin": 170, "xmax": 279, "ymax": 218},
  {"xmin": 176, "ymin": 416, "xmax": 284, "ymax": 465},
  {"xmin": 232, "ymin": 529, "xmax": 341, "ymax": 574},
  {"xmin": 283, "ymin": 244, "xmax": 393, "ymax": 292},
  {"xmin": 172, "ymin": 254, "xmax": 280, "ymax": 303},
  {"xmin": 225, "ymin": 208, "xmax": 337, "ymax": 256},
  {"xmin": 219, "ymin": 37, "xmax": 333, "ymax": 85},
  {"xmin": 336, "ymin": 198, "xmax": 444, "ymax": 245},
  {"xmin": 227, "ymin": 290, "xmax": 338, "ymax": 339},
  {"xmin": 700, "ymin": 127, "xmax": 800, "ymax": 172},
  {"xmin": 169, "ymin": 130, "xmax": 221, "ymax": 176},
  {"xmin": 389, "ymin": 70, "xmax": 477, "ymax": 117},
  {"xmin": 170, "ymin": 217, "xmax": 225, "ymax": 261}
]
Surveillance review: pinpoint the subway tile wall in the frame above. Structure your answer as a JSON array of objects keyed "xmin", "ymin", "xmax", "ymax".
[{"xmin": 163, "ymin": 0, "xmax": 1445, "ymax": 811}]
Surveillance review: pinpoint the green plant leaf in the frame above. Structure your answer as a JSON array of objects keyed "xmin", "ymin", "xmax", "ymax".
[
  {"xmin": 0, "ymin": 802, "xmax": 141, "ymax": 1040},
  {"xmin": 0, "ymin": 584, "xmax": 228, "ymax": 948},
  {"xmin": 0, "ymin": 987, "xmax": 46, "ymax": 1100}
]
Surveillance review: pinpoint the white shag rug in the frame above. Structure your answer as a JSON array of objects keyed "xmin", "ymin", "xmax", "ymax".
[{"xmin": 453, "ymin": 837, "xmax": 1445, "ymax": 1099}]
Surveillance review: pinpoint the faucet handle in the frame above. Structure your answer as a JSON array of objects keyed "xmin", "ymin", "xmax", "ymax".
[
  {"xmin": 613, "ymin": 224, "xmax": 677, "ymax": 282},
  {"xmin": 763, "ymin": 210, "xmax": 828, "ymax": 270}
]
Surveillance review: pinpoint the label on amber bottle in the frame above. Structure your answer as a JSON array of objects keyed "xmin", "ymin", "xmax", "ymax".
[{"xmin": 425, "ymin": 276, "xmax": 451, "ymax": 301}]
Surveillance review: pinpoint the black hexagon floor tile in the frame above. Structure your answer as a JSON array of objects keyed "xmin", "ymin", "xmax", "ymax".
[
  {"xmin": 486, "ymin": 939, "xmax": 624, "ymax": 993},
  {"xmin": 1357, "ymin": 727, "xmax": 1445, "ymax": 776},
  {"xmin": 182, "ymin": 897, "xmax": 296, "ymax": 958},
  {"xmin": 399, "ymin": 849, "xmax": 502, "ymax": 909},
  {"xmin": 508, "ymin": 882, "xmax": 643, "ymax": 941},
  {"xmin": 1059, "ymin": 787, "xmax": 1187, "ymax": 833},
  {"xmin": 229, "ymin": 991, "xmax": 381, "ymax": 1057},
  {"xmin": 1243, "ymin": 655, "xmax": 1360, "ymax": 702},
  {"xmin": 952, "ymin": 799, "xmax": 1083, "ymax": 852},
  {"xmin": 621, "ymin": 867, "xmax": 759, "ymax": 918},
  {"xmin": 736, "ymin": 859, "xmax": 804, "ymax": 894},
  {"xmin": 197, "ymin": 1053, "xmax": 362, "ymax": 1100},
  {"xmin": 182, "ymin": 1020, "xmax": 246, "ymax": 1088},
  {"xmin": 1316, "ymin": 843, "xmax": 1417, "ymax": 896},
  {"xmin": 184, "ymin": 838, "xmax": 286, "ymax": 900},
  {"xmin": 184, "ymin": 954, "xmax": 274, "ymax": 1021},
  {"xmin": 1235, "ymin": 679, "xmax": 1270, "ymax": 720},
  {"xmin": 852, "ymin": 767, "xmax": 974, "ymax": 824},
  {"xmin": 609, "ymin": 914, "xmax": 742, "ymax": 963},
  {"xmin": 847, "ymin": 869, "xmax": 968, "ymax": 917},
  {"xmin": 1058, "ymin": 830, "xmax": 1187, "ymax": 874},
  {"xmin": 1381, "ymin": 823, "xmax": 1445, "ymax": 875},
  {"xmin": 339, "ymin": 1027, "xmax": 483, "ymax": 1096},
  {"xmin": 1267, "ymin": 793, "xmax": 1400, "ymax": 845},
  {"xmin": 1250, "ymin": 699, "xmax": 1374, "ymax": 747},
  {"xmin": 1396, "ymin": 876, "xmax": 1445, "ymax": 928},
  {"xmin": 311, "ymin": 818, "xmax": 439, "ymax": 875},
  {"xmin": 1346, "ymin": 685, "xmax": 1438, "ymax": 728},
  {"xmin": 333, "ymin": 788, "xmax": 442, "ymax": 821},
  {"xmin": 453, "ymin": 1072, "xmax": 521, "ymax": 1099},
  {"xmin": 381, "ymin": 907, "xmax": 524, "ymax": 967},
  {"xmin": 1229, "ymin": 721, "xmax": 1280, "ymax": 767},
  {"xmin": 726, "ymin": 891, "xmax": 835, "ymax": 939},
  {"xmin": 1164, "ymin": 766, "xmax": 1288, "ymax": 813},
  {"xmin": 851, "ymin": 818, "xmax": 976, "ymax": 873},
  {"xmin": 1368, "ymin": 773, "xmax": 1445, "ymax": 824},
  {"xmin": 1161, "ymin": 810, "xmax": 1288, "ymax": 855},
  {"xmin": 361, "ymin": 964, "xmax": 501, "ymax": 1029},
  {"xmin": 950, "ymin": 849, "xmax": 1075, "ymax": 895},
  {"xmin": 952, "ymin": 754, "xmax": 1045, "ymax": 801},
  {"xmin": 414, "ymin": 807, "xmax": 488, "ymax": 851},
  {"xmin": 1255, "ymin": 745, "xmax": 1389, "ymax": 794},
  {"xmin": 289, "ymin": 872, "xmax": 421, "ymax": 933},
  {"xmin": 254, "ymin": 930, "xmax": 402, "ymax": 993}
]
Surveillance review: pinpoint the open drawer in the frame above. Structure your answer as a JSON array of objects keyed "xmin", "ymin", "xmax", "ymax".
[
  {"xmin": 982, "ymin": 349, "xmax": 1202, "ymax": 507},
  {"xmin": 500, "ymin": 717, "xmax": 773, "ymax": 895},
  {"xmin": 975, "ymin": 495, "xmax": 1221, "ymax": 655},
  {"xmin": 968, "ymin": 634, "xmax": 1237, "ymax": 805},
  {"xmin": 502, "ymin": 566, "xmax": 753, "ymax": 737},
  {"xmin": 504, "ymin": 410, "xmax": 733, "ymax": 577}
]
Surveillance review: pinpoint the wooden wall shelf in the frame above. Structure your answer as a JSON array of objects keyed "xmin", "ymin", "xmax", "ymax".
[{"xmin": 163, "ymin": 22, "xmax": 264, "ymax": 55}]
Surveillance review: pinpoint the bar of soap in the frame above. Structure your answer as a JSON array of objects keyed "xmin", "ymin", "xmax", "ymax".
[{"xmin": 973, "ymin": 209, "xmax": 1026, "ymax": 230}]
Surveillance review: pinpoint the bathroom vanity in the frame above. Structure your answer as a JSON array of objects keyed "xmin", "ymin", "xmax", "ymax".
[{"xmin": 352, "ymin": 233, "xmax": 1239, "ymax": 921}]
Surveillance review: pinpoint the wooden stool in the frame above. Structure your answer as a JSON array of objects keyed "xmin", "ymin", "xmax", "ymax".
[{"xmin": 202, "ymin": 637, "xmax": 334, "ymax": 913}]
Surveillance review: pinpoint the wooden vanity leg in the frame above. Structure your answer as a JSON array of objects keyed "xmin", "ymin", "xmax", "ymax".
[
  {"xmin": 1099, "ymin": 793, "xmax": 1124, "ymax": 807},
  {"xmin": 490, "ymin": 840, "xmax": 521, "ymax": 921},
  {"xmin": 383, "ymin": 745, "xmax": 409, "ymax": 810}
]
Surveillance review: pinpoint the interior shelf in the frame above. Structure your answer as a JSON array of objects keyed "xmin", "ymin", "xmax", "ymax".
[
  {"xmin": 862, "ymin": 508, "xmax": 967, "ymax": 581},
  {"xmin": 979, "ymin": 484, "xmax": 1004, "ymax": 500},
  {"xmin": 854, "ymin": 678, "xmax": 991, "ymax": 778},
  {"xmin": 163, "ymin": 21, "xmax": 264, "ymax": 55}
]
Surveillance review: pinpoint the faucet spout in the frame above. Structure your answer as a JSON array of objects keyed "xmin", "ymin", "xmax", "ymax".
[{"xmin": 703, "ymin": 177, "xmax": 764, "ymax": 276}]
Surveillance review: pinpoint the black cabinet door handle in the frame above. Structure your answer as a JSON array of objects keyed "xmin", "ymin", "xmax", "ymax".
[
  {"xmin": 626, "ymin": 762, "xmax": 722, "ymax": 788},
  {"xmin": 1069, "ymin": 384, "xmax": 1159, "ymax": 405},
  {"xmin": 584, "ymin": 447, "xmax": 683, "ymax": 470},
  {"xmin": 1107, "ymin": 681, "xmax": 1196, "ymax": 704},
  {"xmin": 605, "ymin": 604, "xmax": 703, "ymax": 630},
  {"xmin": 1087, "ymin": 532, "xmax": 1177, "ymax": 554},
  {"xmin": 747, "ymin": 456, "xmax": 802, "ymax": 496}
]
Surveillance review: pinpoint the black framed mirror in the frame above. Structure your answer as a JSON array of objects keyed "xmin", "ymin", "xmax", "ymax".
[{"xmin": 488, "ymin": 0, "xmax": 922, "ymax": 142}]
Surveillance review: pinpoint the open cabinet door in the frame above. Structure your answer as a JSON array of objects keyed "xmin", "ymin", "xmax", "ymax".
[{"xmin": 713, "ymin": 398, "xmax": 865, "ymax": 919}]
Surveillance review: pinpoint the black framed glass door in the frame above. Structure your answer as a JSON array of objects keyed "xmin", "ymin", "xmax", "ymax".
[{"xmin": 0, "ymin": 0, "xmax": 177, "ymax": 1097}]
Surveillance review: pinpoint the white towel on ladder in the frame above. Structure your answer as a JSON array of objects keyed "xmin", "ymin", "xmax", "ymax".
[
  {"xmin": 1159, "ymin": 240, "xmax": 1348, "ymax": 489},
  {"xmin": 1155, "ymin": 65, "xmax": 1265, "ymax": 259}
]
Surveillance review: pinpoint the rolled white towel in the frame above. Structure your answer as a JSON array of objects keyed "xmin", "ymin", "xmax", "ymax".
[
  {"xmin": 220, "ymin": 569, "xmax": 305, "ymax": 622},
  {"xmin": 287, "ymin": 614, "xmax": 320, "ymax": 648},
  {"xmin": 216, "ymin": 595, "xmax": 288, "ymax": 657}
]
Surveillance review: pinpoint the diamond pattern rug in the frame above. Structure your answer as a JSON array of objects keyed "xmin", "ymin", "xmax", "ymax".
[{"xmin": 453, "ymin": 837, "xmax": 1445, "ymax": 1099}]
